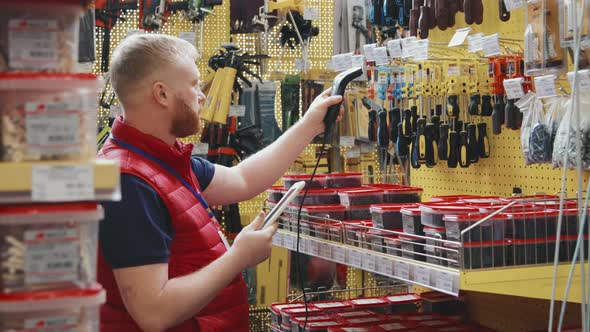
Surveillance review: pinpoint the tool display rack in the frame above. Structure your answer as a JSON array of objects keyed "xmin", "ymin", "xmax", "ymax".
[{"xmin": 271, "ymin": 199, "xmax": 587, "ymax": 303}]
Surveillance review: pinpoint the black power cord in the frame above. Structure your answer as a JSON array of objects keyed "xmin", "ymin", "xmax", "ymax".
[{"xmin": 294, "ymin": 133, "xmax": 330, "ymax": 329}]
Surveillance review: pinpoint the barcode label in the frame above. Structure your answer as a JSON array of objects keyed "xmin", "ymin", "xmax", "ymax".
[
  {"xmin": 25, "ymin": 101, "xmax": 81, "ymax": 155},
  {"xmin": 25, "ymin": 315, "xmax": 78, "ymax": 331},
  {"xmin": 24, "ymin": 228, "xmax": 79, "ymax": 285},
  {"xmin": 8, "ymin": 19, "xmax": 59, "ymax": 70}
]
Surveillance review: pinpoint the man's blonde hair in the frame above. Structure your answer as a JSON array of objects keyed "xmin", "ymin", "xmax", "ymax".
[{"xmin": 109, "ymin": 34, "xmax": 198, "ymax": 106}]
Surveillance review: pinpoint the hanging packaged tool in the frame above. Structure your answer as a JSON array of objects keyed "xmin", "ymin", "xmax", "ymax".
[
  {"xmin": 280, "ymin": 11, "xmax": 320, "ymax": 49},
  {"xmin": 558, "ymin": 0, "xmax": 590, "ymax": 48},
  {"xmin": 139, "ymin": 0, "xmax": 170, "ymax": 30},
  {"xmin": 520, "ymin": 98, "xmax": 545, "ymax": 165},
  {"xmin": 96, "ymin": 1, "xmax": 138, "ymax": 73},
  {"xmin": 552, "ymin": 96, "xmax": 590, "ymax": 170},
  {"xmin": 281, "ymin": 75, "xmax": 301, "ymax": 131},
  {"xmin": 525, "ymin": 0, "xmax": 567, "ymax": 77}
]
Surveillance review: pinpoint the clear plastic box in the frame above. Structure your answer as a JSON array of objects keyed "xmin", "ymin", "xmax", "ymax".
[
  {"xmin": 0, "ymin": 203, "xmax": 102, "ymax": 293},
  {"xmin": 384, "ymin": 236, "xmax": 402, "ymax": 256},
  {"xmin": 346, "ymin": 205, "xmax": 373, "ymax": 220},
  {"xmin": 293, "ymin": 189, "xmax": 339, "ymax": 206},
  {"xmin": 375, "ymin": 322, "xmax": 411, "ymax": 331},
  {"xmin": 266, "ymin": 186, "xmax": 285, "ymax": 202},
  {"xmin": 349, "ymin": 297, "xmax": 391, "ymax": 314},
  {"xmin": 400, "ymin": 235, "xmax": 426, "ymax": 261},
  {"xmin": 326, "ymin": 172, "xmax": 363, "ymax": 188},
  {"xmin": 366, "ymin": 184, "xmax": 423, "ymax": 203},
  {"xmin": 385, "ymin": 293, "xmax": 420, "ymax": 313},
  {"xmin": 338, "ymin": 188, "xmax": 384, "ymax": 207},
  {"xmin": 368, "ymin": 230, "xmax": 401, "ymax": 253},
  {"xmin": 333, "ymin": 310, "xmax": 376, "ymax": 320},
  {"xmin": 299, "ymin": 204, "xmax": 347, "ymax": 221},
  {"xmin": 429, "ymin": 195, "xmax": 481, "ymax": 203},
  {"xmin": 401, "ymin": 207, "xmax": 423, "ymax": 235},
  {"xmin": 291, "ymin": 315, "xmax": 333, "ymax": 332},
  {"xmin": 283, "ymin": 174, "xmax": 327, "ymax": 189},
  {"xmin": 282, "ymin": 306, "xmax": 323, "ymax": 326},
  {"xmin": 558, "ymin": 0, "xmax": 590, "ymax": 48},
  {"xmin": 0, "ymin": 284, "xmax": 105, "ymax": 332},
  {"xmin": 343, "ymin": 316, "xmax": 388, "ymax": 327},
  {"xmin": 341, "ymin": 220, "xmax": 371, "ymax": 245},
  {"xmin": 311, "ymin": 300, "xmax": 352, "ymax": 313},
  {"xmin": 424, "ymin": 225, "xmax": 447, "ymax": 265},
  {"xmin": 443, "ymin": 213, "xmax": 507, "ymax": 242},
  {"xmin": 270, "ymin": 302, "xmax": 305, "ymax": 326},
  {"xmin": 525, "ymin": 0, "xmax": 567, "ymax": 76},
  {"xmin": 371, "ymin": 204, "xmax": 418, "ymax": 230},
  {"xmin": 512, "ymin": 238, "xmax": 549, "ymax": 265},
  {"xmin": 419, "ymin": 204, "xmax": 479, "ymax": 228},
  {"xmin": 303, "ymin": 321, "xmax": 343, "ymax": 332},
  {"xmin": 0, "ymin": 73, "xmax": 100, "ymax": 162},
  {"xmin": 0, "ymin": 1, "xmax": 82, "ymax": 72},
  {"xmin": 419, "ymin": 291, "xmax": 465, "ymax": 315},
  {"xmin": 312, "ymin": 222, "xmax": 341, "ymax": 240},
  {"xmin": 505, "ymin": 210, "xmax": 554, "ymax": 239},
  {"xmin": 555, "ymin": 208, "xmax": 589, "ymax": 236},
  {"xmin": 463, "ymin": 240, "xmax": 511, "ymax": 269}
]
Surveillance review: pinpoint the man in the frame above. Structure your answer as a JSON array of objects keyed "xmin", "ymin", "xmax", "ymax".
[{"xmin": 98, "ymin": 34, "xmax": 343, "ymax": 332}]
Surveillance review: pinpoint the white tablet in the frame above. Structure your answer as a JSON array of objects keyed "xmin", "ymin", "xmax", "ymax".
[{"xmin": 261, "ymin": 181, "xmax": 306, "ymax": 229}]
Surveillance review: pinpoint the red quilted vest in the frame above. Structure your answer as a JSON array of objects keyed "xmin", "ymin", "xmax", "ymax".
[{"xmin": 97, "ymin": 117, "xmax": 249, "ymax": 332}]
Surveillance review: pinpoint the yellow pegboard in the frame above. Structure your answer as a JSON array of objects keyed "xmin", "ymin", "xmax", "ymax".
[{"xmin": 411, "ymin": 0, "xmax": 589, "ymax": 199}]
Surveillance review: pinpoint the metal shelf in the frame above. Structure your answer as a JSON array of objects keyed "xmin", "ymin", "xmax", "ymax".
[
  {"xmin": 0, "ymin": 160, "xmax": 121, "ymax": 203},
  {"xmin": 273, "ymin": 230, "xmax": 461, "ymax": 296}
]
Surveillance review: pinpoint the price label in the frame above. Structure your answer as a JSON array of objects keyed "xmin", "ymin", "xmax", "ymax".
[
  {"xmin": 333, "ymin": 246, "xmax": 346, "ymax": 263},
  {"xmin": 373, "ymin": 46, "xmax": 389, "ymax": 65},
  {"xmin": 567, "ymin": 70, "xmax": 590, "ymax": 93},
  {"xmin": 448, "ymin": 27, "xmax": 471, "ymax": 47},
  {"xmin": 481, "ymin": 34, "xmax": 501, "ymax": 56},
  {"xmin": 340, "ymin": 136, "xmax": 356, "ymax": 147},
  {"xmin": 319, "ymin": 243, "xmax": 331, "ymax": 258},
  {"xmin": 332, "ymin": 53, "xmax": 353, "ymax": 72},
  {"xmin": 394, "ymin": 261, "xmax": 410, "ymax": 280},
  {"xmin": 387, "ymin": 39, "xmax": 403, "ymax": 58},
  {"xmin": 361, "ymin": 143, "xmax": 374, "ymax": 153},
  {"xmin": 435, "ymin": 271, "xmax": 455, "ymax": 293},
  {"xmin": 8, "ymin": 19, "xmax": 59, "ymax": 70},
  {"xmin": 24, "ymin": 228, "xmax": 79, "ymax": 285},
  {"xmin": 25, "ymin": 316, "xmax": 78, "ymax": 331},
  {"xmin": 349, "ymin": 249, "xmax": 363, "ymax": 268},
  {"xmin": 299, "ymin": 238, "xmax": 309, "ymax": 253},
  {"xmin": 414, "ymin": 265, "xmax": 431, "ymax": 285},
  {"xmin": 363, "ymin": 253, "xmax": 377, "ymax": 272},
  {"xmin": 503, "ymin": 78, "xmax": 525, "ymax": 100},
  {"xmin": 504, "ymin": 0, "xmax": 525, "ymax": 11},
  {"xmin": 467, "ymin": 33, "xmax": 484, "ymax": 53},
  {"xmin": 32, "ymin": 165, "xmax": 94, "ymax": 202},
  {"xmin": 413, "ymin": 39, "xmax": 429, "ymax": 61},
  {"xmin": 178, "ymin": 31, "xmax": 197, "ymax": 45},
  {"xmin": 376, "ymin": 256, "xmax": 393, "ymax": 276},
  {"xmin": 229, "ymin": 105, "xmax": 246, "ymax": 117},
  {"xmin": 272, "ymin": 233, "xmax": 283, "ymax": 246},
  {"xmin": 192, "ymin": 143, "xmax": 209, "ymax": 156},
  {"xmin": 303, "ymin": 7, "xmax": 319, "ymax": 20},
  {"xmin": 284, "ymin": 235, "xmax": 295, "ymax": 250},
  {"xmin": 402, "ymin": 37, "xmax": 417, "ymax": 58},
  {"xmin": 345, "ymin": 147, "xmax": 361, "ymax": 158},
  {"xmin": 534, "ymin": 75, "xmax": 558, "ymax": 98},
  {"xmin": 351, "ymin": 55, "xmax": 365, "ymax": 68},
  {"xmin": 308, "ymin": 240, "xmax": 320, "ymax": 256},
  {"xmin": 363, "ymin": 44, "xmax": 377, "ymax": 61}
]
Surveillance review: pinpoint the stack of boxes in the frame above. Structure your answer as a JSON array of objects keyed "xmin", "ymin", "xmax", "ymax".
[{"xmin": 0, "ymin": 1, "xmax": 115, "ymax": 330}]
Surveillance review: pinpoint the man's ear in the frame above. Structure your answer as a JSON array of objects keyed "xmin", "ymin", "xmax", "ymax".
[{"xmin": 152, "ymin": 81, "xmax": 171, "ymax": 107}]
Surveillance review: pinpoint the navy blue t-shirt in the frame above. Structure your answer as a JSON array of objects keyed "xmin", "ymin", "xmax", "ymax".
[{"xmin": 100, "ymin": 157, "xmax": 216, "ymax": 269}]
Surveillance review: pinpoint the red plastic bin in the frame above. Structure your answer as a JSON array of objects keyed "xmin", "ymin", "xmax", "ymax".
[{"xmin": 419, "ymin": 203, "xmax": 479, "ymax": 227}]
